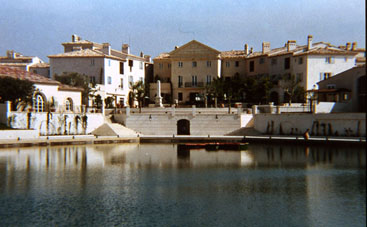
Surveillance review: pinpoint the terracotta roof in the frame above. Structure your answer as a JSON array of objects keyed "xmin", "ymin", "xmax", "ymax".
[
  {"xmin": 154, "ymin": 53, "xmax": 170, "ymax": 60},
  {"xmin": 48, "ymin": 49, "xmax": 106, "ymax": 58},
  {"xmin": 62, "ymin": 40, "xmax": 94, "ymax": 45},
  {"xmin": 0, "ymin": 66, "xmax": 83, "ymax": 92},
  {"xmin": 0, "ymin": 56, "xmax": 34, "ymax": 60},
  {"xmin": 29, "ymin": 63, "xmax": 50, "ymax": 68},
  {"xmin": 0, "ymin": 66, "xmax": 59, "ymax": 85},
  {"xmin": 0, "ymin": 63, "xmax": 28, "ymax": 67},
  {"xmin": 356, "ymin": 57, "xmax": 366, "ymax": 62},
  {"xmin": 220, "ymin": 50, "xmax": 246, "ymax": 58},
  {"xmin": 294, "ymin": 47, "xmax": 357, "ymax": 56}
]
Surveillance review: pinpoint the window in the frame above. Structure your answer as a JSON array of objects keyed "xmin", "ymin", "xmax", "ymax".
[
  {"xmin": 259, "ymin": 58, "xmax": 265, "ymax": 64},
  {"xmin": 284, "ymin": 57, "xmax": 290, "ymax": 69},
  {"xmin": 140, "ymin": 62, "xmax": 143, "ymax": 69},
  {"xmin": 120, "ymin": 78, "xmax": 124, "ymax": 89},
  {"xmin": 65, "ymin": 98, "xmax": 73, "ymax": 111},
  {"xmin": 168, "ymin": 63, "xmax": 171, "ymax": 68},
  {"xmin": 249, "ymin": 61, "xmax": 255, "ymax": 72},
  {"xmin": 343, "ymin": 93, "xmax": 348, "ymax": 100},
  {"xmin": 226, "ymin": 62, "xmax": 230, "ymax": 67},
  {"xmin": 89, "ymin": 76, "xmax": 96, "ymax": 84},
  {"xmin": 327, "ymin": 84, "xmax": 336, "ymax": 89},
  {"xmin": 192, "ymin": 75, "xmax": 197, "ymax": 87},
  {"xmin": 296, "ymin": 73, "xmax": 303, "ymax": 82},
  {"xmin": 178, "ymin": 92, "xmax": 183, "ymax": 101},
  {"xmin": 108, "ymin": 60, "xmax": 111, "ymax": 66},
  {"xmin": 129, "ymin": 60, "xmax": 133, "ymax": 72},
  {"xmin": 178, "ymin": 62, "xmax": 183, "ymax": 68},
  {"xmin": 271, "ymin": 58, "xmax": 277, "ymax": 65},
  {"xmin": 192, "ymin": 61, "xmax": 197, "ymax": 67},
  {"xmin": 206, "ymin": 75, "xmax": 212, "ymax": 85},
  {"xmin": 298, "ymin": 57, "xmax": 303, "ymax": 64},
  {"xmin": 159, "ymin": 63, "xmax": 163, "ymax": 69},
  {"xmin": 128, "ymin": 76, "xmax": 133, "ymax": 87},
  {"xmin": 178, "ymin": 76, "xmax": 183, "ymax": 88},
  {"xmin": 120, "ymin": 62, "xmax": 124, "ymax": 74},
  {"xmin": 207, "ymin": 61, "xmax": 211, "ymax": 67},
  {"xmin": 91, "ymin": 59, "xmax": 95, "ymax": 66},
  {"xmin": 320, "ymin": 72, "xmax": 332, "ymax": 80},
  {"xmin": 33, "ymin": 94, "xmax": 44, "ymax": 112},
  {"xmin": 325, "ymin": 57, "xmax": 335, "ymax": 64},
  {"xmin": 107, "ymin": 76, "xmax": 112, "ymax": 84},
  {"xmin": 235, "ymin": 61, "xmax": 239, "ymax": 67},
  {"xmin": 33, "ymin": 70, "xmax": 37, "ymax": 74}
]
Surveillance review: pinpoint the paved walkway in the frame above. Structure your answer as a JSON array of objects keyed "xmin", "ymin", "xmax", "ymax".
[{"xmin": 0, "ymin": 134, "xmax": 365, "ymax": 148}]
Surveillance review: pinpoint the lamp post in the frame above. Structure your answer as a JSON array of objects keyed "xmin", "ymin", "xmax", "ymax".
[{"xmin": 309, "ymin": 85, "xmax": 318, "ymax": 113}]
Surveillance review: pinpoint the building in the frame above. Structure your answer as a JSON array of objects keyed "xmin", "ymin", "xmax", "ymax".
[
  {"xmin": 152, "ymin": 36, "xmax": 360, "ymax": 105},
  {"xmin": 316, "ymin": 65, "xmax": 366, "ymax": 112},
  {"xmin": 0, "ymin": 50, "xmax": 50, "ymax": 78},
  {"xmin": 49, "ymin": 34, "xmax": 151, "ymax": 107},
  {"xmin": 0, "ymin": 66, "xmax": 83, "ymax": 113}
]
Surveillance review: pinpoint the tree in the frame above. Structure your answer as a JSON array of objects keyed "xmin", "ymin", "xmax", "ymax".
[
  {"xmin": 281, "ymin": 74, "xmax": 304, "ymax": 104},
  {"xmin": 129, "ymin": 80, "xmax": 146, "ymax": 112},
  {"xmin": 206, "ymin": 77, "xmax": 225, "ymax": 107},
  {"xmin": 104, "ymin": 96, "xmax": 115, "ymax": 108},
  {"xmin": 0, "ymin": 76, "xmax": 35, "ymax": 111},
  {"xmin": 54, "ymin": 72, "xmax": 96, "ymax": 106}
]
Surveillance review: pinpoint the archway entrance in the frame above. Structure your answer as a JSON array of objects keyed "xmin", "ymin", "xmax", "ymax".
[
  {"xmin": 270, "ymin": 91, "xmax": 279, "ymax": 105},
  {"xmin": 177, "ymin": 119, "xmax": 190, "ymax": 135}
]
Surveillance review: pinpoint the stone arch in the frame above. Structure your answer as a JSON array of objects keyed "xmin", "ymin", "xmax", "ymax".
[
  {"xmin": 177, "ymin": 119, "xmax": 190, "ymax": 135},
  {"xmin": 270, "ymin": 91, "xmax": 279, "ymax": 105},
  {"xmin": 65, "ymin": 97, "xmax": 74, "ymax": 112},
  {"xmin": 33, "ymin": 92, "xmax": 46, "ymax": 112}
]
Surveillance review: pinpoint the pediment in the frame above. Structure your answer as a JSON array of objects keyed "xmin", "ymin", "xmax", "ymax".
[{"xmin": 169, "ymin": 40, "xmax": 220, "ymax": 59}]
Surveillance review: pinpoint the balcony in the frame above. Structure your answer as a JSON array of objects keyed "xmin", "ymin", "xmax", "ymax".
[{"xmin": 185, "ymin": 82, "xmax": 204, "ymax": 88}]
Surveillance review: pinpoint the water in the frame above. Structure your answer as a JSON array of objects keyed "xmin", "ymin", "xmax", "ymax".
[{"xmin": 0, "ymin": 143, "xmax": 365, "ymax": 226}]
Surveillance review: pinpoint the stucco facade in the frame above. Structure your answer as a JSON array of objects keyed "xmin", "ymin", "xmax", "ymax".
[
  {"xmin": 152, "ymin": 36, "xmax": 361, "ymax": 105},
  {"xmin": 49, "ymin": 35, "xmax": 150, "ymax": 107}
]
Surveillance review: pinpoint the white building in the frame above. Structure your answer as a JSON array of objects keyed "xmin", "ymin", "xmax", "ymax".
[
  {"xmin": 49, "ymin": 35, "xmax": 151, "ymax": 107},
  {"xmin": 0, "ymin": 50, "xmax": 50, "ymax": 78},
  {"xmin": 0, "ymin": 66, "xmax": 82, "ymax": 113}
]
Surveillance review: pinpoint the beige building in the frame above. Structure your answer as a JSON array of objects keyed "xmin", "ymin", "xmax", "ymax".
[
  {"xmin": 49, "ymin": 35, "xmax": 151, "ymax": 107},
  {"xmin": 0, "ymin": 50, "xmax": 50, "ymax": 78},
  {"xmin": 152, "ymin": 36, "xmax": 362, "ymax": 104},
  {"xmin": 317, "ymin": 65, "xmax": 366, "ymax": 112}
]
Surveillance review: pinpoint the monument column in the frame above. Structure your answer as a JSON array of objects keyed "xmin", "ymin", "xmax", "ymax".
[{"xmin": 155, "ymin": 80, "xmax": 163, "ymax": 107}]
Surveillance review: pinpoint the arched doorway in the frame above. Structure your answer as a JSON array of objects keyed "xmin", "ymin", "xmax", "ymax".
[
  {"xmin": 177, "ymin": 119, "xmax": 190, "ymax": 135},
  {"xmin": 270, "ymin": 91, "xmax": 279, "ymax": 105},
  {"xmin": 33, "ymin": 93, "xmax": 46, "ymax": 112},
  {"xmin": 65, "ymin": 98, "xmax": 73, "ymax": 112}
]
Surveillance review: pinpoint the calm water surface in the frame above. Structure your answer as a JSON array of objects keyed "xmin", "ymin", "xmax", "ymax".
[{"xmin": 0, "ymin": 143, "xmax": 365, "ymax": 227}]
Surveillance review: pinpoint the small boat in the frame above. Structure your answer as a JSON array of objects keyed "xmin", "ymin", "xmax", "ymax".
[{"xmin": 182, "ymin": 142, "xmax": 248, "ymax": 151}]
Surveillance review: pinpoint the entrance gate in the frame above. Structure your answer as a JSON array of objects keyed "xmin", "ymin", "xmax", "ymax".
[{"xmin": 177, "ymin": 119, "xmax": 190, "ymax": 135}]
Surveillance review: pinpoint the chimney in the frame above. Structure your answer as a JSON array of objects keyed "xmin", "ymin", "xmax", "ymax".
[
  {"xmin": 307, "ymin": 35, "xmax": 313, "ymax": 50},
  {"xmin": 250, "ymin": 47, "xmax": 253, "ymax": 54},
  {"xmin": 262, "ymin": 42, "xmax": 270, "ymax": 54},
  {"xmin": 144, "ymin": 55, "xmax": 151, "ymax": 63},
  {"xmin": 122, "ymin": 44, "xmax": 130, "ymax": 54},
  {"xmin": 140, "ymin": 52, "xmax": 144, "ymax": 57},
  {"xmin": 351, "ymin": 42, "xmax": 357, "ymax": 51},
  {"xmin": 286, "ymin": 40, "xmax": 297, "ymax": 52},
  {"xmin": 6, "ymin": 50, "xmax": 15, "ymax": 59},
  {"xmin": 72, "ymin": 34, "xmax": 79, "ymax": 42},
  {"xmin": 175, "ymin": 46, "xmax": 179, "ymax": 50},
  {"xmin": 244, "ymin": 44, "xmax": 249, "ymax": 55},
  {"xmin": 346, "ymin": 42, "xmax": 351, "ymax": 50},
  {"xmin": 102, "ymin": 43, "xmax": 111, "ymax": 55}
]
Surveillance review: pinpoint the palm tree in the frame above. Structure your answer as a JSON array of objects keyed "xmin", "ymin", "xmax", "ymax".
[{"xmin": 129, "ymin": 80, "xmax": 146, "ymax": 112}]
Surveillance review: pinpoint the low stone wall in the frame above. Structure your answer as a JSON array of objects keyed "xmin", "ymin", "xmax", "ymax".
[
  {"xmin": 7, "ymin": 112, "xmax": 105, "ymax": 135},
  {"xmin": 0, "ymin": 130, "xmax": 39, "ymax": 140},
  {"xmin": 254, "ymin": 113, "xmax": 366, "ymax": 137},
  {"xmin": 114, "ymin": 113, "xmax": 245, "ymax": 135}
]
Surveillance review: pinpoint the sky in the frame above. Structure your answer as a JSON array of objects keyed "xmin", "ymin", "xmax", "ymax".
[{"xmin": 0, "ymin": 0, "xmax": 365, "ymax": 62}]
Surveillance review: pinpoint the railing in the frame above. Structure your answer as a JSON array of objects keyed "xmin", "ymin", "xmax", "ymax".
[{"xmin": 185, "ymin": 82, "xmax": 204, "ymax": 88}]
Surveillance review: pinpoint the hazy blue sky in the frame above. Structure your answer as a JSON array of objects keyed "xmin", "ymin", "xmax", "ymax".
[{"xmin": 0, "ymin": 0, "xmax": 365, "ymax": 61}]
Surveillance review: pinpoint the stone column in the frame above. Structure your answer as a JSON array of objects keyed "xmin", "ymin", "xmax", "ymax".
[{"xmin": 155, "ymin": 80, "xmax": 163, "ymax": 107}]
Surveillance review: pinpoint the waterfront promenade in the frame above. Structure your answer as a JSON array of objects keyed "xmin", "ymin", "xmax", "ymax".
[{"xmin": 0, "ymin": 134, "xmax": 365, "ymax": 148}]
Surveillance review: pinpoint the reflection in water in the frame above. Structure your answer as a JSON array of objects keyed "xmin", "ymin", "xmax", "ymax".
[{"xmin": 0, "ymin": 143, "xmax": 365, "ymax": 226}]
